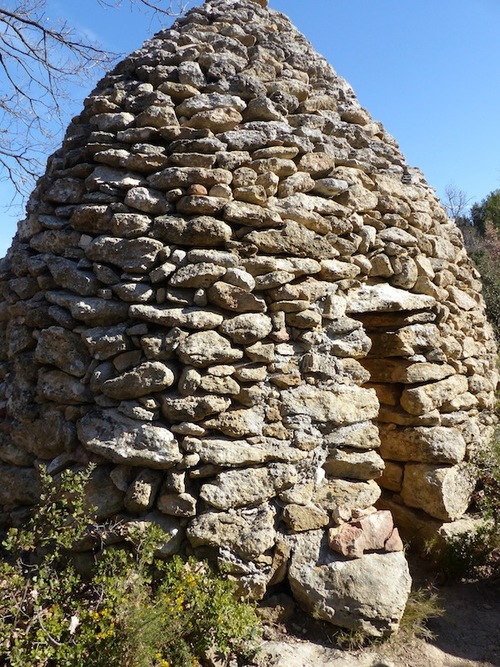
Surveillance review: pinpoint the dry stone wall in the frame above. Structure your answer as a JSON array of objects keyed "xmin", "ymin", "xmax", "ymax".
[{"xmin": 0, "ymin": 0, "xmax": 497, "ymax": 636}]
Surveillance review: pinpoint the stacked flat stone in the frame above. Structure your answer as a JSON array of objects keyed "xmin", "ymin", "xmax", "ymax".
[{"xmin": 0, "ymin": 0, "xmax": 497, "ymax": 636}]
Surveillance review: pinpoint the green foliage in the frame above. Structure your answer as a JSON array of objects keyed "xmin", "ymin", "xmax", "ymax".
[
  {"xmin": 460, "ymin": 220, "xmax": 500, "ymax": 337},
  {"xmin": 0, "ymin": 466, "xmax": 260, "ymax": 667},
  {"xmin": 471, "ymin": 189, "xmax": 500, "ymax": 235},
  {"xmin": 425, "ymin": 429, "xmax": 500, "ymax": 582}
]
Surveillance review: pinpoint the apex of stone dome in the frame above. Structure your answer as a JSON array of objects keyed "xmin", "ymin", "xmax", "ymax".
[{"xmin": 248, "ymin": 0, "xmax": 269, "ymax": 6}]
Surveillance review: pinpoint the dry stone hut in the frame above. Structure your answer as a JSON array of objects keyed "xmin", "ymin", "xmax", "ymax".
[{"xmin": 0, "ymin": 0, "xmax": 497, "ymax": 636}]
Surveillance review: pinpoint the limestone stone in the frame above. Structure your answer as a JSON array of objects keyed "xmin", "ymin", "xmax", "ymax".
[
  {"xmin": 219, "ymin": 313, "xmax": 273, "ymax": 344},
  {"xmin": 10, "ymin": 408, "xmax": 76, "ymax": 459},
  {"xmin": 0, "ymin": 464, "xmax": 41, "ymax": 506},
  {"xmin": 281, "ymin": 385, "xmax": 379, "ymax": 427},
  {"xmin": 362, "ymin": 359, "xmax": 457, "ymax": 384},
  {"xmin": 157, "ymin": 492, "xmax": 197, "ymax": 517},
  {"xmin": 246, "ymin": 221, "xmax": 339, "ymax": 260},
  {"xmin": 368, "ymin": 324, "xmax": 441, "ymax": 358},
  {"xmin": 378, "ymin": 461, "xmax": 404, "ymax": 492},
  {"xmin": 170, "ymin": 262, "xmax": 227, "ymax": 288},
  {"xmin": 313, "ymin": 479, "xmax": 381, "ymax": 514},
  {"xmin": 177, "ymin": 330, "xmax": 243, "ymax": 367},
  {"xmin": 35, "ymin": 326, "xmax": 91, "ymax": 377},
  {"xmin": 130, "ymin": 305, "xmax": 223, "ymax": 330},
  {"xmin": 401, "ymin": 462, "xmax": 476, "ymax": 521},
  {"xmin": 200, "ymin": 464, "xmax": 297, "ymax": 510},
  {"xmin": 183, "ymin": 435, "xmax": 306, "ymax": 466},
  {"xmin": 282, "ymin": 504, "xmax": 330, "ymax": 532},
  {"xmin": 288, "ymin": 531, "xmax": 411, "ymax": 636},
  {"xmin": 124, "ymin": 186, "xmax": 171, "ymax": 214},
  {"xmin": 101, "ymin": 361, "xmax": 176, "ymax": 400},
  {"xmin": 153, "ymin": 215, "xmax": 232, "ymax": 246},
  {"xmin": 401, "ymin": 374, "xmax": 469, "ymax": 416},
  {"xmin": 45, "ymin": 256, "xmax": 99, "ymax": 296},
  {"xmin": 347, "ymin": 283, "xmax": 436, "ymax": 313},
  {"xmin": 161, "ymin": 395, "xmax": 231, "ymax": 422},
  {"xmin": 86, "ymin": 236, "xmax": 163, "ymax": 273},
  {"xmin": 207, "ymin": 281, "xmax": 266, "ymax": 312},
  {"xmin": 38, "ymin": 369, "xmax": 93, "ymax": 404},
  {"xmin": 148, "ymin": 167, "xmax": 232, "ymax": 191},
  {"xmin": 78, "ymin": 409, "xmax": 181, "ymax": 468},
  {"xmin": 379, "ymin": 425, "xmax": 467, "ymax": 464},
  {"xmin": 199, "ymin": 374, "xmax": 240, "ymax": 395},
  {"xmin": 186, "ymin": 107, "xmax": 242, "ymax": 132},
  {"xmin": 82, "ymin": 325, "xmax": 130, "ymax": 360},
  {"xmin": 124, "ymin": 469, "xmax": 163, "ymax": 513},
  {"xmin": 187, "ymin": 504, "xmax": 276, "ymax": 560},
  {"xmin": 323, "ymin": 449, "xmax": 385, "ymax": 480}
]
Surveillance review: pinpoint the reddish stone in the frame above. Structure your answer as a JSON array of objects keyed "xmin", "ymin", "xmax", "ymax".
[
  {"xmin": 384, "ymin": 527, "xmax": 404, "ymax": 552},
  {"xmin": 329, "ymin": 524, "xmax": 365, "ymax": 559}
]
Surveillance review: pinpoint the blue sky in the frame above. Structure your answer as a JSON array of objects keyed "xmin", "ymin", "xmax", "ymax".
[{"xmin": 1, "ymin": 0, "xmax": 500, "ymax": 255}]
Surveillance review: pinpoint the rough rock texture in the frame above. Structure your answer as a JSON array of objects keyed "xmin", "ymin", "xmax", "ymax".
[{"xmin": 0, "ymin": 0, "xmax": 497, "ymax": 637}]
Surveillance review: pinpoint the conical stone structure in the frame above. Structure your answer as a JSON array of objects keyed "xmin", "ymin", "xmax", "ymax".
[{"xmin": 0, "ymin": 0, "xmax": 497, "ymax": 636}]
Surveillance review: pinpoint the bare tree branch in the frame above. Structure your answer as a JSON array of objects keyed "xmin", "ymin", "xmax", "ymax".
[
  {"xmin": 0, "ymin": 0, "xmax": 189, "ymax": 202},
  {"xmin": 443, "ymin": 184, "xmax": 471, "ymax": 221}
]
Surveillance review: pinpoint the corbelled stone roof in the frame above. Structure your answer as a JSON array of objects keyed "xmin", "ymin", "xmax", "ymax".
[{"xmin": 0, "ymin": 0, "xmax": 497, "ymax": 636}]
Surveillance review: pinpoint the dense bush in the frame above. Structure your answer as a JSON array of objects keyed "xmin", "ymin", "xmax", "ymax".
[{"xmin": 0, "ymin": 466, "xmax": 260, "ymax": 667}]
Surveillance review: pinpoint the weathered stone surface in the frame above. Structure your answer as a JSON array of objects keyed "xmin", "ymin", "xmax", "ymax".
[
  {"xmin": 10, "ymin": 409, "xmax": 75, "ymax": 459},
  {"xmin": 347, "ymin": 283, "xmax": 436, "ymax": 313},
  {"xmin": 246, "ymin": 221, "xmax": 339, "ymax": 259},
  {"xmin": 281, "ymin": 385, "xmax": 379, "ymax": 426},
  {"xmin": 46, "ymin": 292, "xmax": 129, "ymax": 326},
  {"xmin": 288, "ymin": 531, "xmax": 411, "ymax": 636},
  {"xmin": 183, "ymin": 436, "xmax": 306, "ymax": 466},
  {"xmin": 45, "ymin": 256, "xmax": 99, "ymax": 296},
  {"xmin": 38, "ymin": 369, "xmax": 93, "ymax": 404},
  {"xmin": 177, "ymin": 331, "xmax": 243, "ymax": 367},
  {"xmin": 219, "ymin": 313, "xmax": 273, "ymax": 344},
  {"xmin": 0, "ymin": 464, "xmax": 40, "ymax": 506},
  {"xmin": 223, "ymin": 201, "xmax": 282, "ymax": 228},
  {"xmin": 35, "ymin": 326, "xmax": 91, "ymax": 377},
  {"xmin": 78, "ymin": 409, "xmax": 182, "ymax": 468},
  {"xmin": 313, "ymin": 479, "xmax": 381, "ymax": 513},
  {"xmin": 161, "ymin": 395, "xmax": 230, "ymax": 422},
  {"xmin": 283, "ymin": 504, "xmax": 330, "ymax": 532},
  {"xmin": 401, "ymin": 462, "xmax": 476, "ymax": 521},
  {"xmin": 323, "ymin": 449, "xmax": 385, "ymax": 480},
  {"xmin": 207, "ymin": 281, "xmax": 267, "ymax": 312},
  {"xmin": 130, "ymin": 305, "xmax": 223, "ymax": 330},
  {"xmin": 379, "ymin": 425, "xmax": 467, "ymax": 464},
  {"xmin": 170, "ymin": 262, "xmax": 226, "ymax": 288},
  {"xmin": 124, "ymin": 469, "xmax": 163, "ymax": 513},
  {"xmin": 101, "ymin": 361, "xmax": 176, "ymax": 399},
  {"xmin": 86, "ymin": 236, "xmax": 162, "ymax": 273},
  {"xmin": 362, "ymin": 359, "xmax": 456, "ymax": 384},
  {"xmin": 149, "ymin": 167, "xmax": 232, "ymax": 191},
  {"xmin": 153, "ymin": 214, "xmax": 233, "ymax": 246},
  {"xmin": 82, "ymin": 325, "xmax": 130, "ymax": 360},
  {"xmin": 401, "ymin": 375, "xmax": 469, "ymax": 416},
  {"xmin": 187, "ymin": 504, "xmax": 276, "ymax": 560},
  {"xmin": 157, "ymin": 492, "xmax": 197, "ymax": 517},
  {"xmin": 200, "ymin": 464, "xmax": 297, "ymax": 510}
]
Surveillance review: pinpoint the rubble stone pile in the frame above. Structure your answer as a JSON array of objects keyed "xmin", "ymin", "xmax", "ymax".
[{"xmin": 0, "ymin": 0, "xmax": 497, "ymax": 636}]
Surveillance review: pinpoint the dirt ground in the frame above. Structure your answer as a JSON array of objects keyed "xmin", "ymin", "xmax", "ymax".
[{"xmin": 252, "ymin": 557, "xmax": 500, "ymax": 667}]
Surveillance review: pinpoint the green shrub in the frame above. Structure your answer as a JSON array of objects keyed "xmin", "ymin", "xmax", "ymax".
[
  {"xmin": 425, "ymin": 428, "xmax": 500, "ymax": 582},
  {"xmin": 0, "ymin": 466, "xmax": 260, "ymax": 667}
]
